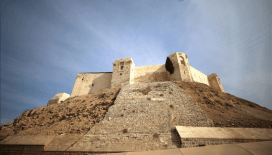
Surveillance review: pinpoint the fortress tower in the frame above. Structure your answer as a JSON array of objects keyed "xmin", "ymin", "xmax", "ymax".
[
  {"xmin": 168, "ymin": 52, "xmax": 193, "ymax": 82},
  {"xmin": 110, "ymin": 57, "xmax": 135, "ymax": 88}
]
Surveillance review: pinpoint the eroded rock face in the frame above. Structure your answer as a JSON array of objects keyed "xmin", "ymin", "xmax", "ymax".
[{"xmin": 47, "ymin": 93, "xmax": 70, "ymax": 106}]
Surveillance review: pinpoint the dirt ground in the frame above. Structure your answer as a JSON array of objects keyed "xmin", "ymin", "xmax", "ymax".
[{"xmin": 1, "ymin": 81, "xmax": 272, "ymax": 142}]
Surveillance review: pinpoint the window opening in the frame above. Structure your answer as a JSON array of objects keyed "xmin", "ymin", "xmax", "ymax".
[
  {"xmin": 180, "ymin": 56, "xmax": 185, "ymax": 66},
  {"xmin": 120, "ymin": 62, "xmax": 124, "ymax": 71}
]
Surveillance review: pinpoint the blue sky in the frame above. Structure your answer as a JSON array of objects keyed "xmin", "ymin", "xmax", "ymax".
[{"xmin": 1, "ymin": 0, "xmax": 271, "ymax": 125}]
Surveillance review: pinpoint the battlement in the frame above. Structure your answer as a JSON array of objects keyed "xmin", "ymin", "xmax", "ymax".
[{"xmin": 70, "ymin": 52, "xmax": 224, "ymax": 97}]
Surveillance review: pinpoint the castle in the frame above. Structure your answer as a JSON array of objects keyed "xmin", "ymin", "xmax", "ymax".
[{"xmin": 70, "ymin": 52, "xmax": 224, "ymax": 97}]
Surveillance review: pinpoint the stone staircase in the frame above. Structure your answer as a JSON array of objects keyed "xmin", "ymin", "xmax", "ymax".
[{"xmin": 67, "ymin": 81, "xmax": 214, "ymax": 152}]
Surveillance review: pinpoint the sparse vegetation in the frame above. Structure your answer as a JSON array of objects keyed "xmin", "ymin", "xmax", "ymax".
[
  {"xmin": 147, "ymin": 98, "xmax": 151, "ymax": 101},
  {"xmin": 123, "ymin": 128, "xmax": 128, "ymax": 133},
  {"xmin": 153, "ymin": 133, "xmax": 160, "ymax": 139},
  {"xmin": 169, "ymin": 92, "xmax": 173, "ymax": 94},
  {"xmin": 141, "ymin": 109, "xmax": 144, "ymax": 112},
  {"xmin": 121, "ymin": 114, "xmax": 124, "ymax": 117},
  {"xmin": 133, "ymin": 86, "xmax": 152, "ymax": 95},
  {"xmin": 170, "ymin": 105, "xmax": 174, "ymax": 109},
  {"xmin": 132, "ymin": 109, "xmax": 136, "ymax": 113}
]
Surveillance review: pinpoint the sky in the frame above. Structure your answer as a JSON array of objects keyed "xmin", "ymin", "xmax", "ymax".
[{"xmin": 1, "ymin": 0, "xmax": 271, "ymax": 125}]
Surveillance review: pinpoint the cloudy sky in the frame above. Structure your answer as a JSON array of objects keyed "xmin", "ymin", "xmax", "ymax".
[{"xmin": 1, "ymin": 0, "xmax": 271, "ymax": 125}]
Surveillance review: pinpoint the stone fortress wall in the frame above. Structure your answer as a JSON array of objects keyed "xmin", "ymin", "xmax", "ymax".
[
  {"xmin": 70, "ymin": 52, "xmax": 224, "ymax": 97},
  {"xmin": 71, "ymin": 72, "xmax": 112, "ymax": 97},
  {"xmin": 190, "ymin": 66, "xmax": 209, "ymax": 86},
  {"xmin": 134, "ymin": 64, "xmax": 170, "ymax": 84}
]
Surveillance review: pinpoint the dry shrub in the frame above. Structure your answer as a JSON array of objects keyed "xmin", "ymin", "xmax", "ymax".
[
  {"xmin": 132, "ymin": 109, "xmax": 136, "ymax": 113},
  {"xmin": 141, "ymin": 109, "xmax": 144, "ymax": 112},
  {"xmin": 132, "ymin": 87, "xmax": 152, "ymax": 95},
  {"xmin": 147, "ymin": 98, "xmax": 151, "ymax": 101},
  {"xmin": 154, "ymin": 84, "xmax": 161, "ymax": 88},
  {"xmin": 123, "ymin": 128, "xmax": 128, "ymax": 133},
  {"xmin": 121, "ymin": 114, "xmax": 124, "ymax": 117},
  {"xmin": 153, "ymin": 133, "xmax": 160, "ymax": 139},
  {"xmin": 170, "ymin": 105, "xmax": 174, "ymax": 109},
  {"xmin": 169, "ymin": 92, "xmax": 173, "ymax": 94},
  {"xmin": 142, "ymin": 87, "xmax": 152, "ymax": 95}
]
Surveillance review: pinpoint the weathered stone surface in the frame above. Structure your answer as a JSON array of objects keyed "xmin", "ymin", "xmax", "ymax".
[
  {"xmin": 68, "ymin": 81, "xmax": 213, "ymax": 152},
  {"xmin": 47, "ymin": 93, "xmax": 70, "ymax": 106}
]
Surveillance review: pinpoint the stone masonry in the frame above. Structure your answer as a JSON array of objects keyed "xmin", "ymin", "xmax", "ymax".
[
  {"xmin": 70, "ymin": 52, "xmax": 225, "ymax": 97},
  {"xmin": 67, "ymin": 81, "xmax": 214, "ymax": 152}
]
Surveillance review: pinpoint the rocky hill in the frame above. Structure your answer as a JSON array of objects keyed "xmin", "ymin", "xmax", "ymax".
[{"xmin": 1, "ymin": 81, "xmax": 271, "ymax": 144}]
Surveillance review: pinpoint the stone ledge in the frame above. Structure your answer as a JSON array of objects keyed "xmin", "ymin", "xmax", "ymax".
[{"xmin": 176, "ymin": 126, "xmax": 272, "ymax": 140}]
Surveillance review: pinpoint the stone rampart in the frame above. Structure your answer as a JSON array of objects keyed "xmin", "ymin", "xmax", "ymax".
[{"xmin": 70, "ymin": 52, "xmax": 224, "ymax": 97}]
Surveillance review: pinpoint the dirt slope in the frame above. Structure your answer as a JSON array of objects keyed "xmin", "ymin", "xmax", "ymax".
[
  {"xmin": 0, "ymin": 87, "xmax": 121, "ymax": 141},
  {"xmin": 1, "ymin": 81, "xmax": 272, "ymax": 142},
  {"xmin": 175, "ymin": 81, "xmax": 272, "ymax": 128}
]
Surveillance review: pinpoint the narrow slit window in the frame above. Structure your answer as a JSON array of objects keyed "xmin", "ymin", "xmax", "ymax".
[{"xmin": 120, "ymin": 62, "xmax": 124, "ymax": 70}]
